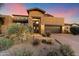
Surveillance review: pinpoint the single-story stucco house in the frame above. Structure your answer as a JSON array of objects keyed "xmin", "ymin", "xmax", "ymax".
[{"xmin": 0, "ymin": 8, "xmax": 64, "ymax": 34}]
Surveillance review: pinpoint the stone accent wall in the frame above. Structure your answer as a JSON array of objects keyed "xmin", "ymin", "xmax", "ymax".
[{"xmin": 1, "ymin": 16, "xmax": 13, "ymax": 33}]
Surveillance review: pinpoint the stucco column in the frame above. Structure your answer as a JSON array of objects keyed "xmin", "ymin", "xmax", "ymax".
[
  {"xmin": 40, "ymin": 24, "xmax": 45, "ymax": 34},
  {"xmin": 62, "ymin": 26, "xmax": 65, "ymax": 33}
]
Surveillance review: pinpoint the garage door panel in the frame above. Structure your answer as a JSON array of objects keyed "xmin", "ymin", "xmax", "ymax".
[{"xmin": 45, "ymin": 25, "xmax": 62, "ymax": 33}]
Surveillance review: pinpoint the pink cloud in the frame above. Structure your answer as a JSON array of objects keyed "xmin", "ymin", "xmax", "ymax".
[
  {"xmin": 64, "ymin": 9, "xmax": 78, "ymax": 17},
  {"xmin": 48, "ymin": 7, "xmax": 79, "ymax": 23},
  {"xmin": 49, "ymin": 7, "xmax": 78, "ymax": 18},
  {"xmin": 3, "ymin": 3, "xmax": 28, "ymax": 15}
]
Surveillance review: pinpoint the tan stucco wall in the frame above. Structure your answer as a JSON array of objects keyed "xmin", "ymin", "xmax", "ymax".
[
  {"xmin": 28, "ymin": 11, "xmax": 44, "ymax": 17},
  {"xmin": 42, "ymin": 16, "xmax": 64, "ymax": 25},
  {"xmin": 40, "ymin": 24, "xmax": 45, "ymax": 34},
  {"xmin": 54, "ymin": 17, "xmax": 64, "ymax": 25}
]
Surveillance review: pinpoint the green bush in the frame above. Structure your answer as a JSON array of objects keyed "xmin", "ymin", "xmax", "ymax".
[
  {"xmin": 70, "ymin": 26, "xmax": 79, "ymax": 35},
  {"xmin": 32, "ymin": 39, "xmax": 40, "ymax": 46},
  {"xmin": 14, "ymin": 50, "xmax": 33, "ymax": 56},
  {"xmin": 6, "ymin": 23, "xmax": 33, "ymax": 41},
  {"xmin": 47, "ymin": 44, "xmax": 75, "ymax": 56},
  {"xmin": 0, "ymin": 37, "xmax": 13, "ymax": 51},
  {"xmin": 7, "ymin": 23, "xmax": 33, "ymax": 35},
  {"xmin": 7, "ymin": 23, "xmax": 20, "ymax": 35}
]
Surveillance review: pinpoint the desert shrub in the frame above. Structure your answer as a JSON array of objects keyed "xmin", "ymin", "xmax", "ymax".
[
  {"xmin": 14, "ymin": 50, "xmax": 33, "ymax": 56},
  {"xmin": 7, "ymin": 23, "xmax": 25, "ymax": 41},
  {"xmin": 7, "ymin": 23, "xmax": 33, "ymax": 35},
  {"xmin": 46, "ymin": 31, "xmax": 51, "ymax": 37},
  {"xmin": 27, "ymin": 25, "xmax": 33, "ymax": 34},
  {"xmin": 32, "ymin": 39, "xmax": 40, "ymax": 46},
  {"xmin": 70, "ymin": 26, "xmax": 79, "ymax": 35},
  {"xmin": 46, "ymin": 41, "xmax": 52, "ymax": 45},
  {"xmin": 6, "ymin": 23, "xmax": 33, "ymax": 42},
  {"xmin": 47, "ymin": 44, "xmax": 75, "ymax": 56},
  {"xmin": 47, "ymin": 48, "xmax": 62, "ymax": 56},
  {"xmin": 41, "ymin": 33, "xmax": 47, "ymax": 37},
  {"xmin": 42, "ymin": 32, "xmax": 51, "ymax": 37},
  {"xmin": 42, "ymin": 39, "xmax": 52, "ymax": 45},
  {"xmin": 41, "ymin": 39, "xmax": 47, "ymax": 43},
  {"xmin": 0, "ymin": 37, "xmax": 13, "ymax": 51},
  {"xmin": 59, "ymin": 44, "xmax": 75, "ymax": 56},
  {"xmin": 7, "ymin": 23, "xmax": 20, "ymax": 35}
]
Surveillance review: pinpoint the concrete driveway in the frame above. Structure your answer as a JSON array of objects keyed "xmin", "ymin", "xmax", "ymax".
[{"xmin": 51, "ymin": 34, "xmax": 79, "ymax": 56}]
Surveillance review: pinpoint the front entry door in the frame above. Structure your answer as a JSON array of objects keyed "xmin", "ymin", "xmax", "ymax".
[{"xmin": 33, "ymin": 20, "xmax": 40, "ymax": 33}]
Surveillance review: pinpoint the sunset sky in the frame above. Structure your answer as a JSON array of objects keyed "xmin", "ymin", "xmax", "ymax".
[{"xmin": 0, "ymin": 3, "xmax": 79, "ymax": 23}]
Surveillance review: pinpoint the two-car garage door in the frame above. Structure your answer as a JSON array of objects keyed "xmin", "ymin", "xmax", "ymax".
[{"xmin": 45, "ymin": 25, "xmax": 62, "ymax": 33}]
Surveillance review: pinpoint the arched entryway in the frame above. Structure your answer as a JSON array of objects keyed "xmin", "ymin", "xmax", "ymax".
[{"xmin": 32, "ymin": 17, "xmax": 41, "ymax": 33}]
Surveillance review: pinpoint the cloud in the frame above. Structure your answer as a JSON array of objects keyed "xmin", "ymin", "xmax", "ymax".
[
  {"xmin": 49, "ymin": 7, "xmax": 79, "ymax": 18},
  {"xmin": 0, "ymin": 3, "xmax": 28, "ymax": 15},
  {"xmin": 48, "ymin": 6, "xmax": 79, "ymax": 23}
]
